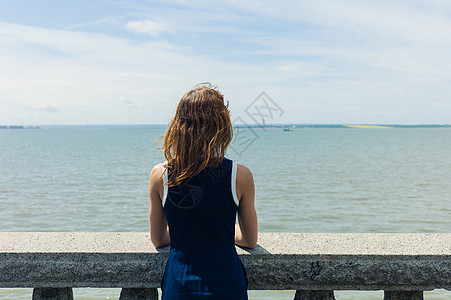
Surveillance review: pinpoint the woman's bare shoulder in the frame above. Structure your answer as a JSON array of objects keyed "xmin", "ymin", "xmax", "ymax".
[
  {"xmin": 236, "ymin": 163, "xmax": 254, "ymax": 201},
  {"xmin": 149, "ymin": 162, "xmax": 166, "ymax": 200},
  {"xmin": 151, "ymin": 162, "xmax": 166, "ymax": 171},
  {"xmin": 236, "ymin": 163, "xmax": 253, "ymax": 180},
  {"xmin": 150, "ymin": 162, "xmax": 166, "ymax": 182}
]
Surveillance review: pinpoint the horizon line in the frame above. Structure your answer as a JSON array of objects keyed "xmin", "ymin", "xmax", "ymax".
[{"xmin": 1, "ymin": 123, "xmax": 450, "ymax": 129}]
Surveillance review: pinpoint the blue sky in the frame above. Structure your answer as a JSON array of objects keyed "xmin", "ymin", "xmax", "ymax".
[{"xmin": 1, "ymin": 0, "xmax": 450, "ymax": 125}]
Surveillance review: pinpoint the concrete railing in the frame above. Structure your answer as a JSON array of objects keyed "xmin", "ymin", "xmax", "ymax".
[{"xmin": 0, "ymin": 232, "xmax": 450, "ymax": 300}]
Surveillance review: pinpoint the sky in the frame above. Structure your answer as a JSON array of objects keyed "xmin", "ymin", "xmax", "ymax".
[{"xmin": 1, "ymin": 0, "xmax": 450, "ymax": 125}]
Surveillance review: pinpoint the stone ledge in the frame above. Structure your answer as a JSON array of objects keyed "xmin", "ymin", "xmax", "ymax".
[
  {"xmin": 0, "ymin": 232, "xmax": 450, "ymax": 291},
  {"xmin": 1, "ymin": 232, "xmax": 450, "ymax": 255}
]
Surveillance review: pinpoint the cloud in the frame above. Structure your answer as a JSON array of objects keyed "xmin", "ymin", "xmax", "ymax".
[
  {"xmin": 117, "ymin": 97, "xmax": 141, "ymax": 109},
  {"xmin": 65, "ymin": 16, "xmax": 118, "ymax": 30},
  {"xmin": 118, "ymin": 97, "xmax": 133, "ymax": 104},
  {"xmin": 35, "ymin": 103, "xmax": 59, "ymax": 112},
  {"xmin": 125, "ymin": 20, "xmax": 174, "ymax": 37}
]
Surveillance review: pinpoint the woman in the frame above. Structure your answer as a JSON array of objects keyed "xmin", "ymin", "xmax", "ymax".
[{"xmin": 148, "ymin": 84, "xmax": 258, "ymax": 299}]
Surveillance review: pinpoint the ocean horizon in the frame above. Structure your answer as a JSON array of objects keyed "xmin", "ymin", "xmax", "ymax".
[{"xmin": 1, "ymin": 123, "xmax": 450, "ymax": 130}]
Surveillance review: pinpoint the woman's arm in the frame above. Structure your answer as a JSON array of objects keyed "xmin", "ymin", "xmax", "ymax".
[
  {"xmin": 235, "ymin": 164, "xmax": 258, "ymax": 249},
  {"xmin": 148, "ymin": 163, "xmax": 170, "ymax": 248}
]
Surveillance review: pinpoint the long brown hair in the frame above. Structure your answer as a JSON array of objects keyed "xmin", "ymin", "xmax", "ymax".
[{"xmin": 159, "ymin": 83, "xmax": 233, "ymax": 187}]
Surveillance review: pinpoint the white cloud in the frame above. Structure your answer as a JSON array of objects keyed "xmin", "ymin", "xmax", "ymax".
[
  {"xmin": 118, "ymin": 97, "xmax": 133, "ymax": 104},
  {"xmin": 126, "ymin": 20, "xmax": 174, "ymax": 37},
  {"xmin": 65, "ymin": 16, "xmax": 118, "ymax": 30},
  {"xmin": 35, "ymin": 103, "xmax": 59, "ymax": 112}
]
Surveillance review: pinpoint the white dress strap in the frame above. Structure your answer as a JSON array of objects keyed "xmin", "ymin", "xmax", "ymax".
[
  {"xmin": 231, "ymin": 160, "xmax": 239, "ymax": 206},
  {"xmin": 162, "ymin": 162, "xmax": 168, "ymax": 207}
]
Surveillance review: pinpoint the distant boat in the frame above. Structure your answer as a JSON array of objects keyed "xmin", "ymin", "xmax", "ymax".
[{"xmin": 283, "ymin": 127, "xmax": 291, "ymax": 131}]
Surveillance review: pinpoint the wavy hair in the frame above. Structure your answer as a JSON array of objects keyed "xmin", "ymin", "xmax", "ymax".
[{"xmin": 159, "ymin": 83, "xmax": 233, "ymax": 187}]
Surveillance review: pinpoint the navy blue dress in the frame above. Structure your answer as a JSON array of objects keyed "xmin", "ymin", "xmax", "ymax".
[{"xmin": 161, "ymin": 157, "xmax": 248, "ymax": 299}]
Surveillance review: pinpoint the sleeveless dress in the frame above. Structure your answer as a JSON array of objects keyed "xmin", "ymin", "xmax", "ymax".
[{"xmin": 161, "ymin": 157, "xmax": 248, "ymax": 300}]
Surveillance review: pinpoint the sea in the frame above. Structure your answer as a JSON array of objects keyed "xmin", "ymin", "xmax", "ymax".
[{"xmin": 1, "ymin": 126, "xmax": 450, "ymax": 299}]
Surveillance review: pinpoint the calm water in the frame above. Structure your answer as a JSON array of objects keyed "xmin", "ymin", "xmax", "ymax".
[{"xmin": 1, "ymin": 127, "xmax": 450, "ymax": 299}]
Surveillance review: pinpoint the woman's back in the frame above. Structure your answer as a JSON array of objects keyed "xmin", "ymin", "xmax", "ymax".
[
  {"xmin": 161, "ymin": 157, "xmax": 248, "ymax": 299},
  {"xmin": 163, "ymin": 157, "xmax": 239, "ymax": 249}
]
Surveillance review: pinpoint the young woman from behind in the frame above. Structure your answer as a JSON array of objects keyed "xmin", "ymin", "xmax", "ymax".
[{"xmin": 149, "ymin": 84, "xmax": 258, "ymax": 299}]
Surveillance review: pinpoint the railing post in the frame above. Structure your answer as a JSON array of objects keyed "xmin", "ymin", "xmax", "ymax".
[
  {"xmin": 384, "ymin": 290, "xmax": 423, "ymax": 300},
  {"xmin": 119, "ymin": 288, "xmax": 158, "ymax": 300},
  {"xmin": 32, "ymin": 288, "xmax": 73, "ymax": 300},
  {"xmin": 294, "ymin": 290, "xmax": 335, "ymax": 300}
]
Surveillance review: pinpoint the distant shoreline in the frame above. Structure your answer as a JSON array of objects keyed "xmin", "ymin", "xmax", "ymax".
[{"xmin": 1, "ymin": 124, "xmax": 450, "ymax": 129}]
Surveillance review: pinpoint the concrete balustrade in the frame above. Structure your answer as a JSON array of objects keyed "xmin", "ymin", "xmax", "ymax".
[{"xmin": 0, "ymin": 232, "xmax": 450, "ymax": 299}]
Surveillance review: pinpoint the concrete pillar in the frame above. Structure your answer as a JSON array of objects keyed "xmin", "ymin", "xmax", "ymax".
[
  {"xmin": 119, "ymin": 288, "xmax": 159, "ymax": 300},
  {"xmin": 32, "ymin": 288, "xmax": 73, "ymax": 300},
  {"xmin": 384, "ymin": 291, "xmax": 423, "ymax": 300},
  {"xmin": 294, "ymin": 290, "xmax": 336, "ymax": 300}
]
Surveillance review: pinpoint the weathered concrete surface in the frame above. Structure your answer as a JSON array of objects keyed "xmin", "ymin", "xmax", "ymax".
[{"xmin": 0, "ymin": 232, "xmax": 450, "ymax": 291}]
